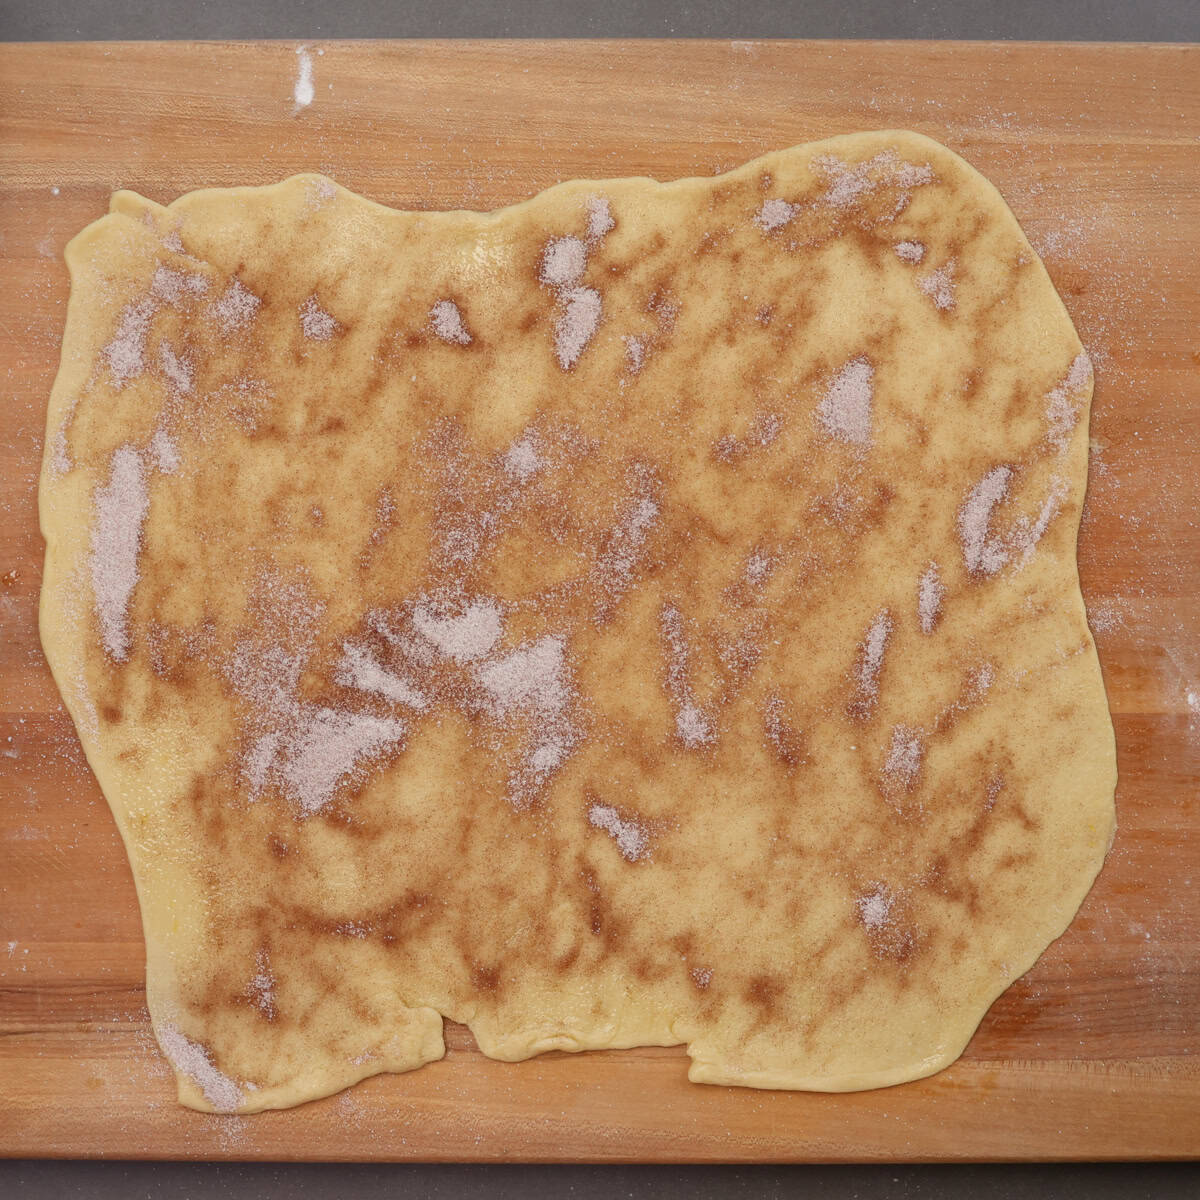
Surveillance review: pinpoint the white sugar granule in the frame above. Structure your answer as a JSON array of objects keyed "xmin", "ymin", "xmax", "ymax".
[
  {"xmin": 50, "ymin": 428, "xmax": 72, "ymax": 476},
  {"xmin": 1086, "ymin": 599, "xmax": 1127, "ymax": 636},
  {"xmin": 969, "ymin": 661, "xmax": 996, "ymax": 700},
  {"xmin": 959, "ymin": 466, "xmax": 1013, "ymax": 576},
  {"xmin": 149, "ymin": 429, "xmax": 180, "ymax": 475},
  {"xmin": 676, "ymin": 702, "xmax": 714, "ymax": 749},
  {"xmin": 624, "ymin": 335, "xmax": 647, "ymax": 373},
  {"xmin": 894, "ymin": 240, "xmax": 926, "ymax": 264},
  {"xmin": 691, "ymin": 966, "xmax": 713, "ymax": 989},
  {"xmin": 306, "ymin": 177, "xmax": 337, "ymax": 209},
  {"xmin": 151, "ymin": 264, "xmax": 208, "ymax": 303},
  {"xmin": 228, "ymin": 641, "xmax": 306, "ymax": 718},
  {"xmin": 294, "ymin": 46, "xmax": 314, "ymax": 109},
  {"xmin": 894, "ymin": 161, "xmax": 934, "ymax": 188},
  {"xmin": 746, "ymin": 551, "xmax": 772, "ymax": 585},
  {"xmin": 816, "ymin": 356, "xmax": 874, "ymax": 446},
  {"xmin": 918, "ymin": 562, "xmax": 944, "ymax": 635},
  {"xmin": 540, "ymin": 235, "xmax": 587, "ymax": 287},
  {"xmin": 158, "ymin": 1026, "xmax": 242, "ymax": 1113},
  {"xmin": 753, "ymin": 412, "xmax": 783, "ymax": 446},
  {"xmin": 754, "ymin": 197, "xmax": 798, "ymax": 232},
  {"xmin": 158, "ymin": 342, "xmax": 193, "ymax": 395},
  {"xmin": 211, "ymin": 280, "xmax": 261, "ymax": 332},
  {"xmin": 503, "ymin": 434, "xmax": 542, "ymax": 483},
  {"xmin": 1045, "ymin": 351, "xmax": 1093, "ymax": 452},
  {"xmin": 1013, "ymin": 480, "xmax": 1068, "ymax": 567},
  {"xmin": 244, "ymin": 731, "xmax": 280, "ymax": 799},
  {"xmin": 90, "ymin": 446, "xmax": 150, "ymax": 662},
  {"xmin": 856, "ymin": 887, "xmax": 893, "ymax": 931},
  {"xmin": 554, "ymin": 286, "xmax": 602, "ymax": 370},
  {"xmin": 918, "ymin": 260, "xmax": 956, "ymax": 310},
  {"xmin": 430, "ymin": 299, "xmax": 472, "ymax": 346},
  {"xmin": 587, "ymin": 802, "xmax": 649, "ymax": 862},
  {"xmin": 596, "ymin": 494, "xmax": 659, "ymax": 596},
  {"xmin": 815, "ymin": 151, "xmax": 933, "ymax": 209},
  {"xmin": 857, "ymin": 610, "xmax": 893, "ymax": 699},
  {"xmin": 883, "ymin": 724, "xmax": 924, "ymax": 787},
  {"xmin": 335, "ymin": 642, "xmax": 428, "ymax": 710},
  {"xmin": 412, "ymin": 597, "xmax": 502, "ymax": 663},
  {"xmin": 162, "ymin": 230, "xmax": 185, "ymax": 253},
  {"xmin": 103, "ymin": 298, "xmax": 155, "ymax": 386},
  {"xmin": 586, "ymin": 193, "xmax": 614, "ymax": 241},
  {"xmin": 280, "ymin": 708, "xmax": 407, "ymax": 815},
  {"xmin": 477, "ymin": 636, "xmax": 567, "ymax": 716},
  {"xmin": 299, "ymin": 296, "xmax": 338, "ymax": 341},
  {"xmin": 529, "ymin": 737, "xmax": 568, "ymax": 774},
  {"xmin": 660, "ymin": 602, "xmax": 715, "ymax": 749},
  {"xmin": 247, "ymin": 952, "xmax": 276, "ymax": 1018}
]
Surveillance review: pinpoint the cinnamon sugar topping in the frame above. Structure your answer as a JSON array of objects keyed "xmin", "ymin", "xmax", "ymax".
[
  {"xmin": 587, "ymin": 801, "xmax": 650, "ymax": 862},
  {"xmin": 817, "ymin": 357, "xmax": 874, "ymax": 446},
  {"xmin": 299, "ymin": 296, "xmax": 338, "ymax": 341},
  {"xmin": 90, "ymin": 446, "xmax": 150, "ymax": 661},
  {"xmin": 918, "ymin": 260, "xmax": 956, "ymax": 310},
  {"xmin": 430, "ymin": 299, "xmax": 472, "ymax": 346},
  {"xmin": 918, "ymin": 563, "xmax": 944, "ymax": 635}
]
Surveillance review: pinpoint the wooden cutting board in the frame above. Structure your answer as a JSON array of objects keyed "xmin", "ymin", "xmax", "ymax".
[{"xmin": 1, "ymin": 39, "xmax": 1197, "ymax": 1163}]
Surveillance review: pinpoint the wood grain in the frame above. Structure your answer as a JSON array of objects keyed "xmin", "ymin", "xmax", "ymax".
[{"xmin": 0, "ymin": 39, "xmax": 1197, "ymax": 1162}]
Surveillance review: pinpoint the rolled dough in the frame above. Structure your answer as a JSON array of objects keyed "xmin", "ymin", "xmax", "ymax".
[{"xmin": 39, "ymin": 131, "xmax": 1116, "ymax": 1111}]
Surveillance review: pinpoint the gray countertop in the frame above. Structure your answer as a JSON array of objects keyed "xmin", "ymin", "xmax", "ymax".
[
  {"xmin": 5, "ymin": 0, "xmax": 1200, "ymax": 41},
  {"xmin": 2, "ymin": 1, "xmax": 1197, "ymax": 1196}
]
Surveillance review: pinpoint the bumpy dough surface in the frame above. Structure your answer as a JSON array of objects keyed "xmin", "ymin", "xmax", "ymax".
[{"xmin": 39, "ymin": 131, "xmax": 1116, "ymax": 1111}]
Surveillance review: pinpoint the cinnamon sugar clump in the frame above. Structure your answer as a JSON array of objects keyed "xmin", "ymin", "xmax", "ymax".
[
  {"xmin": 554, "ymin": 286, "xmax": 602, "ymax": 370},
  {"xmin": 585, "ymin": 194, "xmax": 614, "ymax": 242},
  {"xmin": 103, "ymin": 298, "xmax": 155, "ymax": 386},
  {"xmin": 623, "ymin": 334, "xmax": 647, "ymax": 374},
  {"xmin": 503, "ymin": 434, "xmax": 543, "ymax": 483},
  {"xmin": 247, "ymin": 951, "xmax": 276, "ymax": 1020},
  {"xmin": 211, "ymin": 280, "xmax": 261, "ymax": 332},
  {"xmin": 587, "ymin": 801, "xmax": 650, "ymax": 862},
  {"xmin": 299, "ymin": 296, "xmax": 338, "ymax": 341},
  {"xmin": 918, "ymin": 563, "xmax": 944, "ymax": 634},
  {"xmin": 959, "ymin": 466, "xmax": 1012, "ymax": 576},
  {"xmin": 151, "ymin": 264, "xmax": 208, "ymax": 304},
  {"xmin": 918, "ymin": 260, "xmax": 956, "ymax": 310},
  {"xmin": 430, "ymin": 299, "xmax": 472, "ymax": 346},
  {"xmin": 1012, "ymin": 479, "xmax": 1068, "ymax": 567},
  {"xmin": 90, "ymin": 445, "xmax": 150, "ymax": 661},
  {"xmin": 813, "ymin": 151, "xmax": 933, "ymax": 210},
  {"xmin": 816, "ymin": 356, "xmax": 874, "ymax": 446},
  {"xmin": 594, "ymin": 490, "xmax": 659, "ymax": 606},
  {"xmin": 882, "ymin": 724, "xmax": 924, "ymax": 794},
  {"xmin": 158, "ymin": 342, "xmax": 193, "ymax": 395},
  {"xmin": 412, "ymin": 596, "xmax": 503, "ymax": 663},
  {"xmin": 279, "ymin": 708, "xmax": 407, "ymax": 815},
  {"xmin": 1045, "ymin": 351, "xmax": 1093, "ymax": 452},
  {"xmin": 894, "ymin": 240, "xmax": 926, "ymax": 264},
  {"xmin": 476, "ymin": 635, "xmax": 578, "ymax": 809},
  {"xmin": 754, "ymin": 197, "xmax": 798, "ymax": 232},
  {"xmin": 158, "ymin": 1026, "xmax": 242, "ymax": 1113},
  {"xmin": 856, "ymin": 885, "xmax": 893, "ymax": 931},
  {"xmin": 335, "ymin": 641, "xmax": 428, "ymax": 710},
  {"xmin": 660, "ymin": 602, "xmax": 715, "ymax": 749},
  {"xmin": 540, "ymin": 236, "xmax": 587, "ymax": 288},
  {"xmin": 149, "ymin": 429, "xmax": 180, "ymax": 475},
  {"xmin": 849, "ymin": 609, "xmax": 892, "ymax": 717}
]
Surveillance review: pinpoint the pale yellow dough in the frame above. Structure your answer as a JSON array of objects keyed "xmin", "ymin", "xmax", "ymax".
[{"xmin": 39, "ymin": 131, "xmax": 1116, "ymax": 1111}]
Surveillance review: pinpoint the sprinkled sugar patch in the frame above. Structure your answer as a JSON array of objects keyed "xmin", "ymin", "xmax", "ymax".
[
  {"xmin": 430, "ymin": 299, "xmax": 472, "ymax": 346},
  {"xmin": 817, "ymin": 356, "xmax": 874, "ymax": 446}
]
